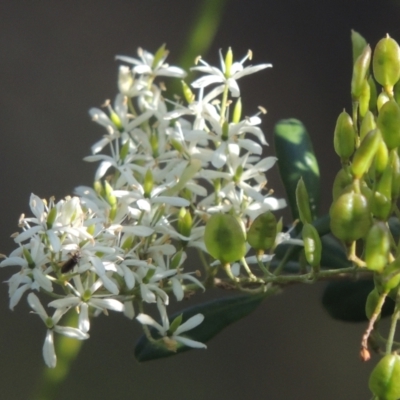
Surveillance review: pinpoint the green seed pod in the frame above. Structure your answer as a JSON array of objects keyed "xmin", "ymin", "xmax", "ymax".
[
  {"xmin": 390, "ymin": 150, "xmax": 400, "ymax": 200},
  {"xmin": 352, "ymin": 45, "xmax": 371, "ymax": 99},
  {"xmin": 360, "ymin": 111, "xmax": 376, "ymax": 141},
  {"xmin": 333, "ymin": 110, "xmax": 356, "ymax": 161},
  {"xmin": 394, "ymin": 80, "xmax": 400, "ymax": 104},
  {"xmin": 372, "ymin": 157, "xmax": 393, "ymax": 220},
  {"xmin": 332, "ymin": 168, "xmax": 353, "ymax": 202},
  {"xmin": 369, "ymin": 354, "xmax": 400, "ymax": 400},
  {"xmin": 351, "ymin": 30, "xmax": 368, "ymax": 63},
  {"xmin": 379, "ymin": 258, "xmax": 400, "ymax": 293},
  {"xmin": 368, "ymin": 75, "xmax": 378, "ymax": 113},
  {"xmin": 351, "ymin": 129, "xmax": 381, "ymax": 179},
  {"xmin": 247, "ymin": 211, "xmax": 277, "ymax": 251},
  {"xmin": 359, "ymin": 79, "xmax": 371, "ymax": 118},
  {"xmin": 295, "ymin": 177, "xmax": 312, "ymax": 224},
  {"xmin": 377, "ymin": 100, "xmax": 400, "ymax": 150},
  {"xmin": 374, "ymin": 139, "xmax": 389, "ymax": 175},
  {"xmin": 329, "ymin": 191, "xmax": 371, "ymax": 242},
  {"xmin": 365, "ymin": 288, "xmax": 381, "ymax": 320},
  {"xmin": 204, "ymin": 214, "xmax": 246, "ymax": 264},
  {"xmin": 365, "ymin": 221, "xmax": 390, "ymax": 273},
  {"xmin": 302, "ymin": 223, "xmax": 322, "ymax": 268},
  {"xmin": 377, "ymin": 91, "xmax": 391, "ymax": 112},
  {"xmin": 373, "ymin": 35, "xmax": 400, "ymax": 91}
]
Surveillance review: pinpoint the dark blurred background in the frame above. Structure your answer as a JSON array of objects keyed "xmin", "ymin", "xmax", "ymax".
[{"xmin": 1, "ymin": 1, "xmax": 400, "ymax": 399}]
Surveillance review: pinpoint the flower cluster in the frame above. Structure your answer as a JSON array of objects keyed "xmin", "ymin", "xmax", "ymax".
[{"xmin": 0, "ymin": 45, "xmax": 285, "ymax": 367}]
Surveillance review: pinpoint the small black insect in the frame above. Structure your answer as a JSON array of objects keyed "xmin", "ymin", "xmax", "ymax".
[{"xmin": 61, "ymin": 252, "xmax": 81, "ymax": 274}]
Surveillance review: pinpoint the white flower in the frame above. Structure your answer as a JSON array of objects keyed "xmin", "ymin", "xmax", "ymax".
[
  {"xmin": 116, "ymin": 47, "xmax": 186, "ymax": 78},
  {"xmin": 27, "ymin": 293, "xmax": 89, "ymax": 368},
  {"xmin": 48, "ymin": 275, "xmax": 124, "ymax": 333},
  {"xmin": 136, "ymin": 298, "xmax": 206, "ymax": 350},
  {"xmin": 191, "ymin": 49, "xmax": 272, "ymax": 97}
]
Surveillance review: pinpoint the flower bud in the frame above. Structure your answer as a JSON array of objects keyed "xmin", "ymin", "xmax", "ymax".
[
  {"xmin": 204, "ymin": 214, "xmax": 246, "ymax": 264},
  {"xmin": 302, "ymin": 223, "xmax": 322, "ymax": 268},
  {"xmin": 152, "ymin": 44, "xmax": 168, "ymax": 70},
  {"xmin": 373, "ymin": 35, "xmax": 400, "ymax": 91},
  {"xmin": 181, "ymin": 81, "xmax": 195, "ymax": 104},
  {"xmin": 177, "ymin": 208, "xmax": 192, "ymax": 239},
  {"xmin": 369, "ymin": 354, "xmax": 400, "ymax": 400},
  {"xmin": 143, "ymin": 169, "xmax": 154, "ymax": 198},
  {"xmin": 232, "ymin": 97, "xmax": 242, "ymax": 124},
  {"xmin": 351, "ymin": 45, "xmax": 371, "ymax": 99},
  {"xmin": 333, "ymin": 110, "xmax": 356, "ymax": 161},
  {"xmin": 247, "ymin": 211, "xmax": 277, "ymax": 252},
  {"xmin": 351, "ymin": 129, "xmax": 381, "ymax": 179},
  {"xmin": 330, "ymin": 190, "xmax": 371, "ymax": 243},
  {"xmin": 224, "ymin": 48, "xmax": 233, "ymax": 78},
  {"xmin": 295, "ymin": 177, "xmax": 313, "ymax": 224},
  {"xmin": 360, "ymin": 111, "xmax": 376, "ymax": 141},
  {"xmin": 365, "ymin": 221, "xmax": 390, "ymax": 272},
  {"xmin": 46, "ymin": 206, "xmax": 57, "ymax": 229},
  {"xmin": 377, "ymin": 100, "xmax": 400, "ymax": 150}
]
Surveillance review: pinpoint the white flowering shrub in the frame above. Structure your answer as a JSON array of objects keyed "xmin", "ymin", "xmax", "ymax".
[{"xmin": 1, "ymin": 45, "xmax": 290, "ymax": 367}]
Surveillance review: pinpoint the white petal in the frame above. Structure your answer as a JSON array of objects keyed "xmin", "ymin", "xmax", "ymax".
[
  {"xmin": 79, "ymin": 303, "xmax": 90, "ymax": 333},
  {"xmin": 43, "ymin": 330, "xmax": 57, "ymax": 368},
  {"xmin": 90, "ymin": 298, "xmax": 125, "ymax": 312},
  {"xmin": 14, "ymin": 226, "xmax": 42, "ymax": 243},
  {"xmin": 48, "ymin": 297, "xmax": 80, "ymax": 309},
  {"xmin": 54, "ymin": 326, "xmax": 89, "ymax": 340},
  {"xmin": 175, "ymin": 313, "xmax": 204, "ymax": 335},
  {"xmin": 136, "ymin": 313, "xmax": 165, "ymax": 334},
  {"xmin": 27, "ymin": 292, "xmax": 48, "ymax": 320},
  {"xmin": 174, "ymin": 335, "xmax": 207, "ymax": 349},
  {"xmin": 124, "ymin": 301, "xmax": 135, "ymax": 319}
]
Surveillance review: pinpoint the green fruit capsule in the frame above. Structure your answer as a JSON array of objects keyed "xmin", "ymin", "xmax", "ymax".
[
  {"xmin": 365, "ymin": 288, "xmax": 382, "ymax": 320},
  {"xmin": 204, "ymin": 214, "xmax": 246, "ymax": 264},
  {"xmin": 332, "ymin": 168, "xmax": 353, "ymax": 202},
  {"xmin": 330, "ymin": 191, "xmax": 371, "ymax": 243},
  {"xmin": 352, "ymin": 45, "xmax": 372, "ymax": 99},
  {"xmin": 333, "ymin": 111, "xmax": 356, "ymax": 161},
  {"xmin": 373, "ymin": 35, "xmax": 400, "ymax": 91},
  {"xmin": 360, "ymin": 111, "xmax": 377, "ymax": 141},
  {"xmin": 359, "ymin": 79, "xmax": 371, "ymax": 118},
  {"xmin": 374, "ymin": 139, "xmax": 389, "ymax": 175},
  {"xmin": 380, "ymin": 258, "xmax": 400, "ymax": 293},
  {"xmin": 247, "ymin": 211, "xmax": 277, "ymax": 251},
  {"xmin": 302, "ymin": 223, "xmax": 322, "ymax": 268},
  {"xmin": 365, "ymin": 221, "xmax": 390, "ymax": 273},
  {"xmin": 295, "ymin": 178, "xmax": 312, "ymax": 224},
  {"xmin": 369, "ymin": 75, "xmax": 378, "ymax": 113},
  {"xmin": 390, "ymin": 150, "xmax": 400, "ymax": 200},
  {"xmin": 369, "ymin": 354, "xmax": 400, "ymax": 400},
  {"xmin": 377, "ymin": 91, "xmax": 391, "ymax": 112},
  {"xmin": 351, "ymin": 129, "xmax": 381, "ymax": 179},
  {"xmin": 378, "ymin": 100, "xmax": 400, "ymax": 150}
]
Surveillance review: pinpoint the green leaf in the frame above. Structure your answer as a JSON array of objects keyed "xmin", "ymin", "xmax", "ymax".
[
  {"xmin": 322, "ymin": 280, "xmax": 394, "ymax": 322},
  {"xmin": 135, "ymin": 293, "xmax": 267, "ymax": 362},
  {"xmin": 274, "ymin": 119, "xmax": 320, "ymax": 222}
]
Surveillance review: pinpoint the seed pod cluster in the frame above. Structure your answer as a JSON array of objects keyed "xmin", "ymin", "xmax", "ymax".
[{"xmin": 332, "ymin": 33, "xmax": 400, "ymax": 398}]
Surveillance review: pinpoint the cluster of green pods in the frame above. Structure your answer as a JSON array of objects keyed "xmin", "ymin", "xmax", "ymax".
[{"xmin": 332, "ymin": 33, "xmax": 400, "ymax": 399}]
